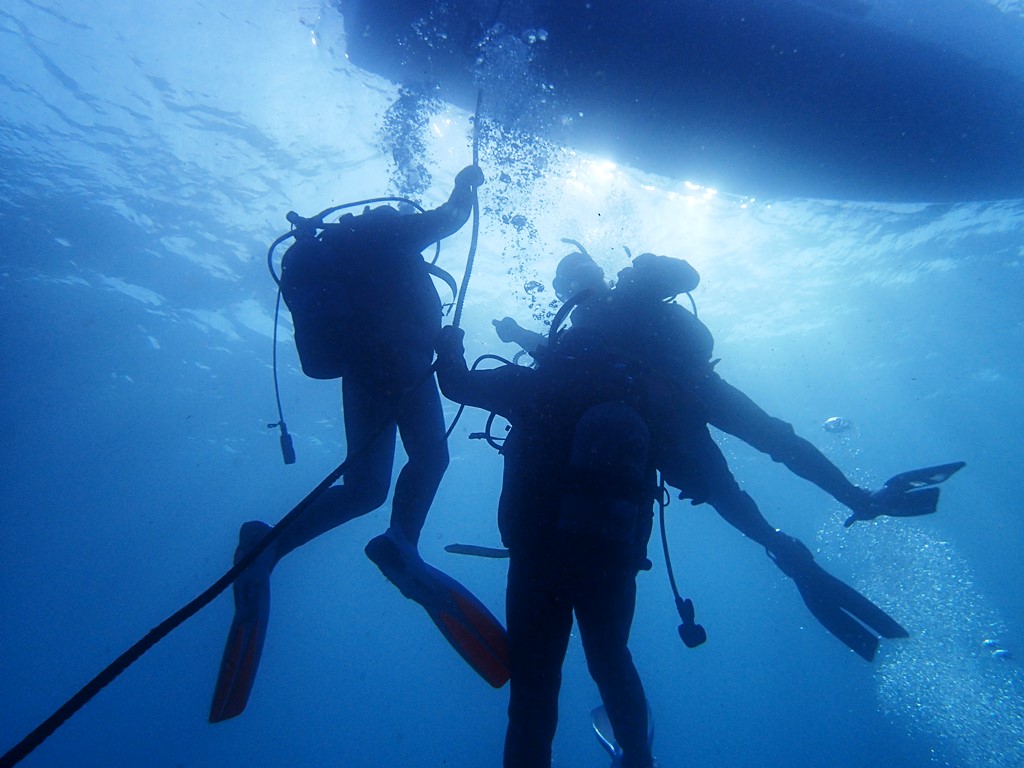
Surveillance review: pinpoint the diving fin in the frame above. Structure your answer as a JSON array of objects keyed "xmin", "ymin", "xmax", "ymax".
[
  {"xmin": 880, "ymin": 461, "xmax": 967, "ymax": 493},
  {"xmin": 366, "ymin": 531, "xmax": 510, "ymax": 688},
  {"xmin": 209, "ymin": 521, "xmax": 274, "ymax": 723},
  {"xmin": 444, "ymin": 542, "xmax": 510, "ymax": 559},
  {"xmin": 844, "ymin": 461, "xmax": 966, "ymax": 527},
  {"xmin": 592, "ymin": 700, "xmax": 654, "ymax": 768},
  {"xmin": 789, "ymin": 560, "xmax": 909, "ymax": 661},
  {"xmin": 768, "ymin": 534, "xmax": 908, "ymax": 661}
]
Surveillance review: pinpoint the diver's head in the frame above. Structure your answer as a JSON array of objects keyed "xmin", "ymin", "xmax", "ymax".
[
  {"xmin": 552, "ymin": 251, "xmax": 607, "ymax": 302},
  {"xmin": 616, "ymin": 252, "xmax": 700, "ymax": 299}
]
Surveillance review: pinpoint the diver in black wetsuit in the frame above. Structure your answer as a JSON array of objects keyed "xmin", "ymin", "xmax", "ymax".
[
  {"xmin": 209, "ymin": 166, "xmax": 506, "ymax": 723},
  {"xmin": 435, "ymin": 323, "xmax": 672, "ymax": 768},
  {"xmin": 492, "ymin": 248, "xmax": 911, "ymax": 660},
  {"xmin": 273, "ymin": 165, "xmax": 485, "ymax": 564},
  {"xmin": 496, "ymin": 249, "xmax": 876, "ymax": 520}
]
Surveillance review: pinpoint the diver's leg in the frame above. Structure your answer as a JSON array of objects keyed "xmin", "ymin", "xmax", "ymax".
[
  {"xmin": 504, "ymin": 555, "xmax": 573, "ymax": 768},
  {"xmin": 700, "ymin": 372, "xmax": 868, "ymax": 510},
  {"xmin": 212, "ymin": 375, "xmax": 398, "ymax": 719},
  {"xmin": 689, "ymin": 428, "xmax": 894, "ymax": 655},
  {"xmin": 682, "ymin": 427, "xmax": 779, "ymax": 547},
  {"xmin": 272, "ymin": 373, "xmax": 397, "ymax": 560},
  {"xmin": 388, "ymin": 373, "xmax": 449, "ymax": 546},
  {"xmin": 575, "ymin": 567, "xmax": 652, "ymax": 768},
  {"xmin": 212, "ymin": 377, "xmax": 396, "ymax": 718}
]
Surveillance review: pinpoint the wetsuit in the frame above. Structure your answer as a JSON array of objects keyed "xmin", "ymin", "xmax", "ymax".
[{"xmin": 208, "ymin": 170, "xmax": 484, "ymax": 725}]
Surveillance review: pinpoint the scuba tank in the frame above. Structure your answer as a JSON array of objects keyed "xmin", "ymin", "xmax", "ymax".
[
  {"xmin": 558, "ymin": 400, "xmax": 652, "ymax": 548},
  {"xmin": 278, "ymin": 224, "xmax": 357, "ymax": 380}
]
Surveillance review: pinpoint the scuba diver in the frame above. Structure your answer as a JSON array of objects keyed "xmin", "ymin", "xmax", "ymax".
[
  {"xmin": 492, "ymin": 245, "xmax": 964, "ymax": 659},
  {"xmin": 209, "ymin": 165, "xmax": 509, "ymax": 723},
  {"xmin": 434, "ymin": 322, "xmax": 670, "ymax": 768},
  {"xmin": 496, "ymin": 248, "xmax": 878, "ymax": 523}
]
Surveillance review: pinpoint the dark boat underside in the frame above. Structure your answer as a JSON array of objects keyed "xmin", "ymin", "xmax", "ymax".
[{"xmin": 338, "ymin": 0, "xmax": 1024, "ymax": 202}]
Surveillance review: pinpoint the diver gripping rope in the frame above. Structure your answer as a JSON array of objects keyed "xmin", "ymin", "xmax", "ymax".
[
  {"xmin": 1, "ymin": 95, "xmax": 491, "ymax": 768},
  {"xmin": 433, "ymin": 89, "xmax": 483, "ymax": 441},
  {"xmin": 268, "ymin": 91, "xmax": 483, "ymax": 456}
]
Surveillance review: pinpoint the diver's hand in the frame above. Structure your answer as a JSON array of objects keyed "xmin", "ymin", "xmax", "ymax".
[
  {"xmin": 842, "ymin": 485, "xmax": 936, "ymax": 527},
  {"xmin": 842, "ymin": 488, "xmax": 886, "ymax": 527},
  {"xmin": 434, "ymin": 324, "xmax": 466, "ymax": 360},
  {"xmin": 455, "ymin": 164, "xmax": 485, "ymax": 189},
  {"xmin": 843, "ymin": 461, "xmax": 964, "ymax": 527},
  {"xmin": 842, "ymin": 487, "xmax": 938, "ymax": 527},
  {"xmin": 492, "ymin": 317, "xmax": 523, "ymax": 343},
  {"xmin": 838, "ymin": 487, "xmax": 877, "ymax": 527}
]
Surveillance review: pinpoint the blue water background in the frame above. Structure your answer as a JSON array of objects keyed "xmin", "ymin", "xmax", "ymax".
[{"xmin": 2, "ymin": 2, "xmax": 1022, "ymax": 766}]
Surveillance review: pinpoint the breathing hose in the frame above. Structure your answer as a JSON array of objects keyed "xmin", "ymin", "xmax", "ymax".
[
  {"xmin": 452, "ymin": 89, "xmax": 483, "ymax": 329},
  {"xmin": 658, "ymin": 474, "xmax": 708, "ymax": 649}
]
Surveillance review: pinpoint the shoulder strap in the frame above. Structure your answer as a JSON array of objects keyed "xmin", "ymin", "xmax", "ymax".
[{"xmin": 426, "ymin": 262, "xmax": 459, "ymax": 309}]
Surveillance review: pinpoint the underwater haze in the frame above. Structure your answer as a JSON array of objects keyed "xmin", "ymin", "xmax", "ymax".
[{"xmin": 2, "ymin": 1, "xmax": 1023, "ymax": 767}]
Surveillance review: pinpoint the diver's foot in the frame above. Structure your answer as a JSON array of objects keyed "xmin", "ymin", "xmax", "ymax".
[
  {"xmin": 237, "ymin": 519, "xmax": 269, "ymax": 552},
  {"xmin": 365, "ymin": 528, "xmax": 428, "ymax": 603},
  {"xmin": 234, "ymin": 520, "xmax": 276, "ymax": 582}
]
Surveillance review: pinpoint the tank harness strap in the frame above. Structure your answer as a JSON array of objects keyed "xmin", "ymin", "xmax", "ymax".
[
  {"xmin": 546, "ymin": 286, "xmax": 597, "ymax": 348},
  {"xmin": 426, "ymin": 262, "xmax": 459, "ymax": 314}
]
